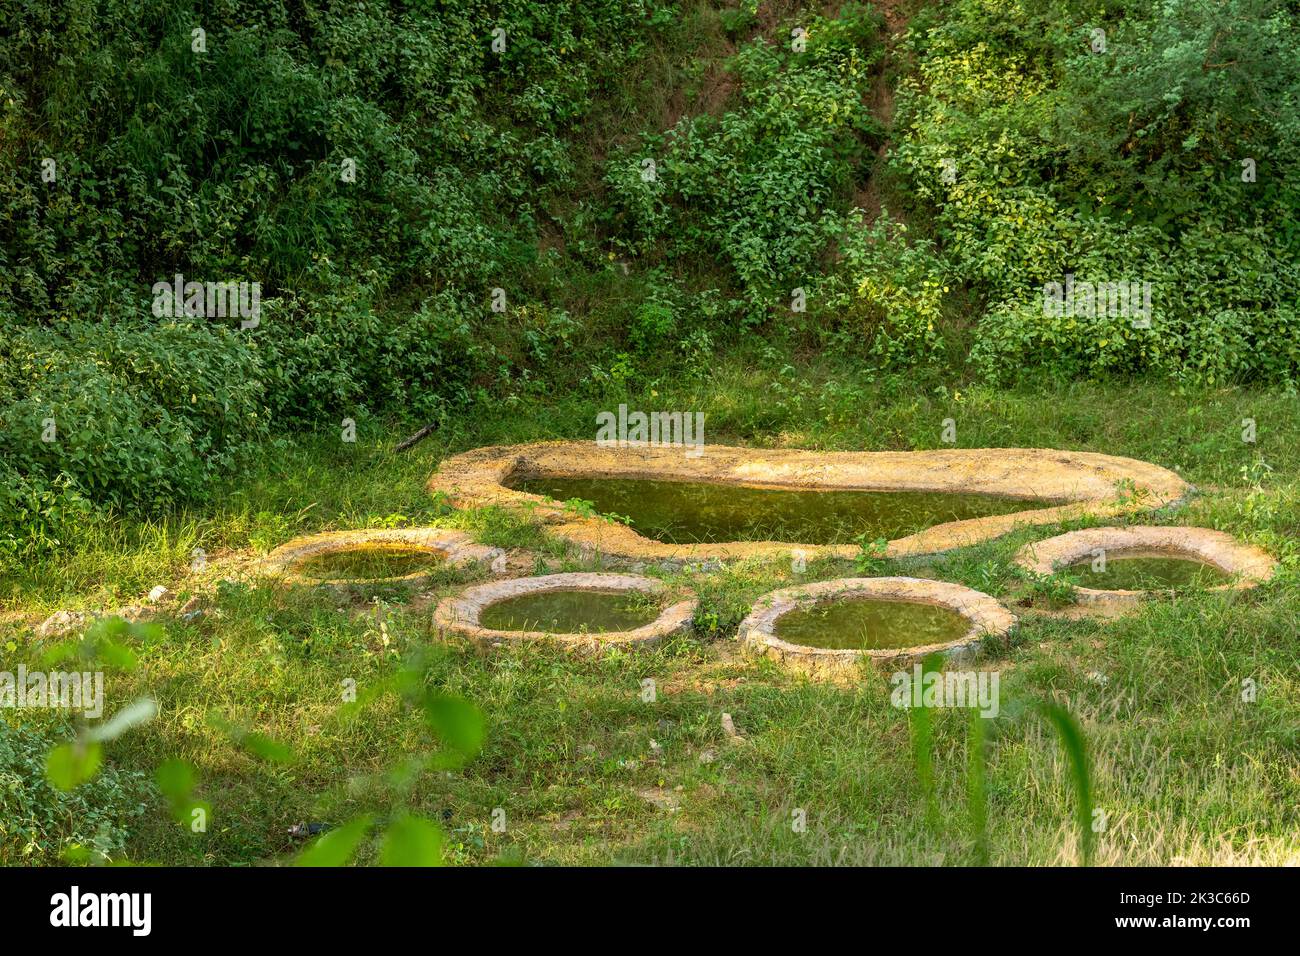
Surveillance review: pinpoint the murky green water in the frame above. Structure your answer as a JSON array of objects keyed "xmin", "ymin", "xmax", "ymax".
[
  {"xmin": 1062, "ymin": 551, "xmax": 1232, "ymax": 591},
  {"xmin": 509, "ymin": 475, "xmax": 1044, "ymax": 545},
  {"xmin": 296, "ymin": 546, "xmax": 442, "ymax": 580},
  {"xmin": 773, "ymin": 597, "xmax": 971, "ymax": 650},
  {"xmin": 478, "ymin": 589, "xmax": 661, "ymax": 633}
]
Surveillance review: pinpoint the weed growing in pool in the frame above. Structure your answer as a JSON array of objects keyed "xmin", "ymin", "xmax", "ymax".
[
  {"xmin": 563, "ymin": 498, "xmax": 599, "ymax": 519},
  {"xmin": 562, "ymin": 497, "xmax": 634, "ymax": 527},
  {"xmin": 1016, "ymin": 567, "xmax": 1078, "ymax": 608}
]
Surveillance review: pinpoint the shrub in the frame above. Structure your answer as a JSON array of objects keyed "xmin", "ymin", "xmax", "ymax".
[
  {"xmin": 820, "ymin": 214, "xmax": 947, "ymax": 369},
  {"xmin": 892, "ymin": 0, "xmax": 1300, "ymax": 384},
  {"xmin": 0, "ymin": 719, "xmax": 154, "ymax": 864},
  {"xmin": 0, "ymin": 0, "xmax": 678, "ymax": 555},
  {"xmin": 605, "ymin": 5, "xmax": 885, "ymax": 307},
  {"xmin": 0, "ymin": 318, "xmax": 265, "ymax": 555}
]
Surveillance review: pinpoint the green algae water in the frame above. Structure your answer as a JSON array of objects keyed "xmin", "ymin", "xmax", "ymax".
[
  {"xmin": 773, "ymin": 598, "xmax": 970, "ymax": 650},
  {"xmin": 509, "ymin": 475, "xmax": 1043, "ymax": 545},
  {"xmin": 478, "ymin": 589, "xmax": 661, "ymax": 633},
  {"xmin": 296, "ymin": 546, "xmax": 442, "ymax": 580},
  {"xmin": 1063, "ymin": 551, "xmax": 1232, "ymax": 591}
]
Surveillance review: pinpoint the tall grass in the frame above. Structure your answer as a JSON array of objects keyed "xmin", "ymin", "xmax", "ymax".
[{"xmin": 1039, "ymin": 702, "xmax": 1094, "ymax": 867}]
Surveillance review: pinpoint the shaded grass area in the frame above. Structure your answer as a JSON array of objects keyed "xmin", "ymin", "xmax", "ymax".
[{"xmin": 3, "ymin": 355, "xmax": 1299, "ymax": 865}]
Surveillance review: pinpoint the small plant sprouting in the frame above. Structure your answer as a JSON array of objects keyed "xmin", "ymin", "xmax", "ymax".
[
  {"xmin": 1111, "ymin": 477, "xmax": 1148, "ymax": 508},
  {"xmin": 974, "ymin": 558, "xmax": 1006, "ymax": 594},
  {"xmin": 853, "ymin": 535, "xmax": 889, "ymax": 574},
  {"xmin": 563, "ymin": 497, "xmax": 632, "ymax": 527},
  {"xmin": 1017, "ymin": 567, "xmax": 1078, "ymax": 608},
  {"xmin": 563, "ymin": 497, "xmax": 599, "ymax": 519},
  {"xmin": 1240, "ymin": 457, "xmax": 1273, "ymax": 489}
]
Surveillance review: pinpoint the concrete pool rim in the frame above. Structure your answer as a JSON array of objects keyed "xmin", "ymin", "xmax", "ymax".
[
  {"xmin": 258, "ymin": 528, "xmax": 503, "ymax": 587},
  {"xmin": 427, "ymin": 441, "xmax": 1190, "ymax": 562},
  {"xmin": 1014, "ymin": 525, "xmax": 1277, "ymax": 606},
  {"xmin": 433, "ymin": 572, "xmax": 697, "ymax": 651},
  {"xmin": 736, "ymin": 576, "xmax": 1017, "ymax": 678}
]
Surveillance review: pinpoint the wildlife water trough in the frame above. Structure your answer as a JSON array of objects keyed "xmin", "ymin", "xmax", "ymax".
[
  {"xmin": 737, "ymin": 577, "xmax": 1017, "ymax": 680},
  {"xmin": 428, "ymin": 442, "xmax": 1190, "ymax": 563},
  {"xmin": 434, "ymin": 572, "xmax": 696, "ymax": 652},
  {"xmin": 1015, "ymin": 526, "xmax": 1276, "ymax": 609},
  {"xmin": 258, "ymin": 528, "xmax": 503, "ymax": 588}
]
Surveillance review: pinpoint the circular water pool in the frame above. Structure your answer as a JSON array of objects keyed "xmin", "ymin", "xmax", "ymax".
[
  {"xmin": 1015, "ymin": 526, "xmax": 1275, "ymax": 608},
  {"xmin": 772, "ymin": 597, "xmax": 971, "ymax": 651},
  {"xmin": 295, "ymin": 544, "xmax": 447, "ymax": 581},
  {"xmin": 478, "ymin": 587, "xmax": 662, "ymax": 634},
  {"xmin": 259, "ymin": 528, "xmax": 503, "ymax": 587},
  {"xmin": 435, "ymin": 573, "xmax": 696, "ymax": 652},
  {"xmin": 738, "ymin": 577, "xmax": 1016, "ymax": 679}
]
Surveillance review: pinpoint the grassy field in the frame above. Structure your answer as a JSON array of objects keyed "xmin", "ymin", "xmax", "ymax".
[{"xmin": 4, "ymin": 352, "xmax": 1298, "ymax": 866}]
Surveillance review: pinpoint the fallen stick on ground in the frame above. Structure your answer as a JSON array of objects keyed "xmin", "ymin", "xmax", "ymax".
[{"xmin": 395, "ymin": 423, "xmax": 437, "ymax": 452}]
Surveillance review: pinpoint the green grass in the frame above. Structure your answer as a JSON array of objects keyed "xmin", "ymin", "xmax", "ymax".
[{"xmin": 3, "ymin": 353, "xmax": 1299, "ymax": 865}]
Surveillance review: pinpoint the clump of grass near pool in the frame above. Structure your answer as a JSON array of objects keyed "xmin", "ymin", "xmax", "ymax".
[{"xmin": 476, "ymin": 588, "xmax": 662, "ymax": 634}]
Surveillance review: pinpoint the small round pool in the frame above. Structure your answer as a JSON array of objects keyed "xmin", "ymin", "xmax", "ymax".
[
  {"xmin": 1016, "ymin": 526, "xmax": 1275, "ymax": 608},
  {"xmin": 738, "ymin": 577, "xmax": 1016, "ymax": 679},
  {"xmin": 435, "ymin": 573, "xmax": 697, "ymax": 652},
  {"xmin": 259, "ymin": 528, "xmax": 503, "ymax": 587}
]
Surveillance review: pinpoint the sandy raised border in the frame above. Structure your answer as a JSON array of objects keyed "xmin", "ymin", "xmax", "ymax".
[
  {"xmin": 433, "ymin": 572, "xmax": 696, "ymax": 652},
  {"xmin": 427, "ymin": 441, "xmax": 1189, "ymax": 562},
  {"xmin": 1014, "ymin": 526, "xmax": 1276, "ymax": 608},
  {"xmin": 736, "ymin": 576, "xmax": 1017, "ymax": 680},
  {"xmin": 256, "ymin": 527, "xmax": 503, "ymax": 587}
]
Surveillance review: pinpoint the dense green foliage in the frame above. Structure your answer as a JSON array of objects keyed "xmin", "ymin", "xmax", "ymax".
[
  {"xmin": 0, "ymin": 0, "xmax": 681, "ymax": 556},
  {"xmin": 0, "ymin": 718, "xmax": 153, "ymax": 863},
  {"xmin": 607, "ymin": 6, "xmax": 884, "ymax": 311},
  {"xmin": 0, "ymin": 320, "xmax": 265, "ymax": 555},
  {"xmin": 893, "ymin": 0, "xmax": 1300, "ymax": 382},
  {"xmin": 3, "ymin": 0, "xmax": 1299, "ymax": 560}
]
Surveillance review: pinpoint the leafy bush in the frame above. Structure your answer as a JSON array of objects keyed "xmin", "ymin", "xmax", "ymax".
[
  {"xmin": 892, "ymin": 0, "xmax": 1300, "ymax": 384},
  {"xmin": 0, "ymin": 461, "xmax": 94, "ymax": 565},
  {"xmin": 0, "ymin": 318, "xmax": 265, "ymax": 559},
  {"xmin": 606, "ymin": 5, "xmax": 885, "ymax": 310},
  {"xmin": 0, "ymin": 720, "xmax": 154, "ymax": 864},
  {"xmin": 0, "ymin": 0, "xmax": 679, "ymax": 554},
  {"xmin": 818, "ymin": 214, "xmax": 947, "ymax": 368},
  {"xmin": 1051, "ymin": 0, "xmax": 1300, "ymax": 220},
  {"xmin": 0, "ymin": 1, "xmax": 666, "ymax": 322}
]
